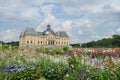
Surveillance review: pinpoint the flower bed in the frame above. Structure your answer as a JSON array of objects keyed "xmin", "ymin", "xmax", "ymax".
[{"xmin": 0, "ymin": 48, "xmax": 120, "ymax": 80}]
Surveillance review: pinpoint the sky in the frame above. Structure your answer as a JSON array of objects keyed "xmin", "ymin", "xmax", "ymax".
[{"xmin": 0, "ymin": 0, "xmax": 120, "ymax": 43}]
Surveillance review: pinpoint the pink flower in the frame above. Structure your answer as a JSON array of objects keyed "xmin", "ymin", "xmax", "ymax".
[
  {"xmin": 85, "ymin": 70, "xmax": 90, "ymax": 73},
  {"xmin": 94, "ymin": 66, "xmax": 99, "ymax": 69}
]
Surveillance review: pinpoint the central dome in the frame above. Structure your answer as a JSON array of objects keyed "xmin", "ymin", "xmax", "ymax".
[{"xmin": 43, "ymin": 25, "xmax": 55, "ymax": 35}]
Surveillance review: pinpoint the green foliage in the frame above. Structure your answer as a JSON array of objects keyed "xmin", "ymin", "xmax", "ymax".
[
  {"xmin": 43, "ymin": 48, "xmax": 50, "ymax": 54},
  {"xmin": 62, "ymin": 46, "xmax": 69, "ymax": 52},
  {"xmin": 35, "ymin": 47, "xmax": 45, "ymax": 53},
  {"xmin": 0, "ymin": 48, "xmax": 120, "ymax": 80},
  {"xmin": 2, "ymin": 44, "xmax": 9, "ymax": 50},
  {"xmin": 112, "ymin": 34, "xmax": 120, "ymax": 47},
  {"xmin": 11, "ymin": 46, "xmax": 19, "ymax": 50},
  {"xmin": 64, "ymin": 56, "xmax": 85, "ymax": 80},
  {"xmin": 0, "ymin": 46, "xmax": 2, "ymax": 50},
  {"xmin": 38, "ymin": 58, "xmax": 69, "ymax": 80},
  {"xmin": 8, "ymin": 68, "xmax": 38, "ymax": 80},
  {"xmin": 54, "ymin": 49, "xmax": 62, "ymax": 55},
  {"xmin": 81, "ymin": 34, "xmax": 120, "ymax": 48},
  {"xmin": 39, "ymin": 77, "xmax": 46, "ymax": 80}
]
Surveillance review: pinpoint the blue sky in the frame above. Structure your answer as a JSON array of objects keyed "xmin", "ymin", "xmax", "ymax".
[{"xmin": 0, "ymin": 0, "xmax": 120, "ymax": 43}]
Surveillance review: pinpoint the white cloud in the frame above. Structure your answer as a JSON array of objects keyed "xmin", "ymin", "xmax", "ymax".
[
  {"xmin": 0, "ymin": 29, "xmax": 19, "ymax": 41},
  {"xmin": 41, "ymin": 4, "xmax": 55, "ymax": 14},
  {"xmin": 78, "ymin": 30, "xmax": 83, "ymax": 35},
  {"xmin": 91, "ymin": 35, "xmax": 100, "ymax": 39},
  {"xmin": 36, "ymin": 13, "xmax": 63, "ymax": 32},
  {"xmin": 117, "ymin": 28, "xmax": 120, "ymax": 33},
  {"xmin": 104, "ymin": 30, "xmax": 116, "ymax": 38},
  {"xmin": 62, "ymin": 20, "xmax": 72, "ymax": 32},
  {"xmin": 0, "ymin": 0, "xmax": 120, "ymax": 43},
  {"xmin": 18, "ymin": 7, "xmax": 41, "ymax": 21}
]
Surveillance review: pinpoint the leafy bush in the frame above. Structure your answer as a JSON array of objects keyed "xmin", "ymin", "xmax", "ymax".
[
  {"xmin": 38, "ymin": 58, "xmax": 69, "ymax": 80},
  {"xmin": 62, "ymin": 46, "xmax": 69, "ymax": 52},
  {"xmin": 2, "ymin": 44, "xmax": 9, "ymax": 50},
  {"xmin": 54, "ymin": 49, "xmax": 62, "ymax": 55}
]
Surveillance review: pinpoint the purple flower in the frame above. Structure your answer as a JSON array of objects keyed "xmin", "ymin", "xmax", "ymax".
[
  {"xmin": 11, "ymin": 63, "xmax": 18, "ymax": 69},
  {"xmin": 17, "ymin": 68, "xmax": 25, "ymax": 72},
  {"xmin": 9, "ymin": 68, "xmax": 17, "ymax": 73},
  {"xmin": 20, "ymin": 64, "xmax": 25, "ymax": 68}
]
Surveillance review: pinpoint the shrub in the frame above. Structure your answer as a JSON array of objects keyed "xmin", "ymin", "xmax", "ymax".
[
  {"xmin": 63, "ymin": 46, "xmax": 69, "ymax": 52},
  {"xmin": 38, "ymin": 58, "xmax": 69, "ymax": 80},
  {"xmin": 54, "ymin": 49, "xmax": 62, "ymax": 55}
]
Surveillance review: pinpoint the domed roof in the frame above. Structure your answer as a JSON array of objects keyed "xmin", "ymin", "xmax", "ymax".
[{"xmin": 42, "ymin": 25, "xmax": 55, "ymax": 35}]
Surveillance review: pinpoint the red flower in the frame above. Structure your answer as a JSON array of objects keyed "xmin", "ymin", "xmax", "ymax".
[{"xmin": 110, "ymin": 71, "xmax": 115, "ymax": 76}]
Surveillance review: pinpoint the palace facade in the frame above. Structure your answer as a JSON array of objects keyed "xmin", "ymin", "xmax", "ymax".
[{"xmin": 19, "ymin": 25, "xmax": 69, "ymax": 48}]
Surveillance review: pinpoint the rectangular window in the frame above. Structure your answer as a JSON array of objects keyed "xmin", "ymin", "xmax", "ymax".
[
  {"xmin": 67, "ymin": 42, "xmax": 68, "ymax": 45},
  {"xmin": 27, "ymin": 41, "xmax": 29, "ymax": 43}
]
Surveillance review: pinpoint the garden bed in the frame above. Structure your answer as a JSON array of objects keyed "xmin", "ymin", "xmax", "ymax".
[{"xmin": 0, "ymin": 48, "xmax": 120, "ymax": 80}]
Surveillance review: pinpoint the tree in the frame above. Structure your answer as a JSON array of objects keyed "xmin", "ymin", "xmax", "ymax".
[
  {"xmin": 112, "ymin": 34, "xmax": 120, "ymax": 47},
  {"xmin": 81, "ymin": 34, "xmax": 120, "ymax": 48}
]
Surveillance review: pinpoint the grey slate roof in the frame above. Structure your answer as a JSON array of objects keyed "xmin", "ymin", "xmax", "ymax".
[
  {"xmin": 20, "ymin": 25, "xmax": 69, "ymax": 38},
  {"xmin": 55, "ymin": 31, "xmax": 69, "ymax": 38},
  {"xmin": 24, "ymin": 28, "xmax": 36, "ymax": 35},
  {"xmin": 37, "ymin": 32, "xmax": 42, "ymax": 36},
  {"xmin": 20, "ymin": 28, "xmax": 37, "ymax": 37}
]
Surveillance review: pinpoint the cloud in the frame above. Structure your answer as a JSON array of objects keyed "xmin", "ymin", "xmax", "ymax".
[
  {"xmin": 18, "ymin": 7, "xmax": 41, "ymax": 21},
  {"xmin": 0, "ymin": 0, "xmax": 42, "ymax": 25},
  {"xmin": 41, "ymin": 4, "xmax": 55, "ymax": 14},
  {"xmin": 104, "ymin": 30, "xmax": 116, "ymax": 38},
  {"xmin": 117, "ymin": 28, "xmax": 120, "ymax": 33},
  {"xmin": 91, "ymin": 35, "xmax": 100, "ymax": 39},
  {"xmin": 0, "ymin": 29, "xmax": 20, "ymax": 41},
  {"xmin": 62, "ymin": 20, "xmax": 72, "ymax": 32},
  {"xmin": 78, "ymin": 30, "xmax": 83, "ymax": 35},
  {"xmin": 0, "ymin": 0, "xmax": 120, "ymax": 43}
]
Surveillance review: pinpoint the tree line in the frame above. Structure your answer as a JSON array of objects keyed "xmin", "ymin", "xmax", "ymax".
[
  {"xmin": 81, "ymin": 34, "xmax": 120, "ymax": 48},
  {"xmin": 0, "ymin": 41, "xmax": 19, "ymax": 50}
]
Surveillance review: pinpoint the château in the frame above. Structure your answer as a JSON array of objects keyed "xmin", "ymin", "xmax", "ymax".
[{"xmin": 19, "ymin": 25, "xmax": 69, "ymax": 48}]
